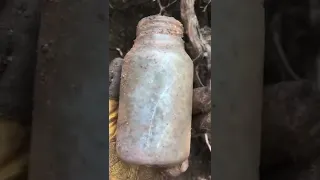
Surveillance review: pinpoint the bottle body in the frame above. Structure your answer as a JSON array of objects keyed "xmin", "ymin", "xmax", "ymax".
[{"xmin": 116, "ymin": 15, "xmax": 193, "ymax": 166}]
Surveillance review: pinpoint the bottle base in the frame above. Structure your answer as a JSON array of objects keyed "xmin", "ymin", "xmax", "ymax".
[{"xmin": 116, "ymin": 145, "xmax": 189, "ymax": 166}]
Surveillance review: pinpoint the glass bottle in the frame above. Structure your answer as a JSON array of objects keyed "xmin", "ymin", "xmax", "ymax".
[{"xmin": 116, "ymin": 15, "xmax": 193, "ymax": 166}]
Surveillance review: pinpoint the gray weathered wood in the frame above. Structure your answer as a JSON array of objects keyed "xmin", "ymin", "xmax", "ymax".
[
  {"xmin": 28, "ymin": 1, "xmax": 109, "ymax": 180},
  {"xmin": 211, "ymin": 1, "xmax": 265, "ymax": 180}
]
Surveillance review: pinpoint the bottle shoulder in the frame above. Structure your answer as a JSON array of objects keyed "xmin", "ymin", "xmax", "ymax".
[{"xmin": 125, "ymin": 44, "xmax": 192, "ymax": 64}]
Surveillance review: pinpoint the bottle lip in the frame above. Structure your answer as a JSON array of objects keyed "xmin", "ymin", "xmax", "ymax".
[{"xmin": 136, "ymin": 15, "xmax": 184, "ymax": 37}]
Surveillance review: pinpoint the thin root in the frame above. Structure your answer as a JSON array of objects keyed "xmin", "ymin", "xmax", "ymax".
[
  {"xmin": 192, "ymin": 52, "xmax": 202, "ymax": 62},
  {"xmin": 204, "ymin": 133, "xmax": 211, "ymax": 152},
  {"xmin": 109, "ymin": 2, "xmax": 114, "ymax": 9},
  {"xmin": 157, "ymin": 0, "xmax": 178, "ymax": 15},
  {"xmin": 271, "ymin": 14, "xmax": 301, "ymax": 81},
  {"xmin": 273, "ymin": 32, "xmax": 301, "ymax": 81},
  {"xmin": 115, "ymin": 48, "xmax": 124, "ymax": 57},
  {"xmin": 195, "ymin": 65, "xmax": 205, "ymax": 87},
  {"xmin": 202, "ymin": 0, "xmax": 211, "ymax": 12}
]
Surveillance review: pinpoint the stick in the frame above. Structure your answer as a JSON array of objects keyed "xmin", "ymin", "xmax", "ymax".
[
  {"xmin": 180, "ymin": 0, "xmax": 211, "ymax": 87},
  {"xmin": 157, "ymin": 0, "xmax": 178, "ymax": 15}
]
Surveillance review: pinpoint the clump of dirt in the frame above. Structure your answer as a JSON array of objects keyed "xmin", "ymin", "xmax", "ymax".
[
  {"xmin": 109, "ymin": 57, "xmax": 123, "ymax": 100},
  {"xmin": 261, "ymin": 81, "xmax": 320, "ymax": 180}
]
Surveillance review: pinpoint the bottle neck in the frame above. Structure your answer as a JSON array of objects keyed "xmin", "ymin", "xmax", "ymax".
[
  {"xmin": 134, "ymin": 33, "xmax": 184, "ymax": 47},
  {"xmin": 134, "ymin": 15, "xmax": 184, "ymax": 48}
]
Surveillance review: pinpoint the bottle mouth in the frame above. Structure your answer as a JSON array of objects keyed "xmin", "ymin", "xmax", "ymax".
[{"xmin": 136, "ymin": 15, "xmax": 184, "ymax": 37}]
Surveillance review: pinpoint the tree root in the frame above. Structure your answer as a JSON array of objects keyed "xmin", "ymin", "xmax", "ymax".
[{"xmin": 180, "ymin": 0, "xmax": 211, "ymax": 88}]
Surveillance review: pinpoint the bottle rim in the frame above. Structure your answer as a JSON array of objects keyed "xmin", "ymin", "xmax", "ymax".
[{"xmin": 136, "ymin": 15, "xmax": 184, "ymax": 37}]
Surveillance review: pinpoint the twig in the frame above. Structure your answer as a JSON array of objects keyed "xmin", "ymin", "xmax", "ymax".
[
  {"xmin": 109, "ymin": 3, "xmax": 114, "ymax": 9},
  {"xmin": 270, "ymin": 14, "xmax": 301, "ymax": 81},
  {"xmin": 115, "ymin": 47, "xmax": 124, "ymax": 57},
  {"xmin": 157, "ymin": 0, "xmax": 178, "ymax": 15},
  {"xmin": 195, "ymin": 65, "xmax": 205, "ymax": 87},
  {"xmin": 109, "ymin": 48, "xmax": 124, "ymax": 58},
  {"xmin": 192, "ymin": 51, "xmax": 202, "ymax": 62},
  {"xmin": 273, "ymin": 32, "xmax": 300, "ymax": 80},
  {"xmin": 202, "ymin": 0, "xmax": 211, "ymax": 12},
  {"xmin": 204, "ymin": 133, "xmax": 211, "ymax": 152}
]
